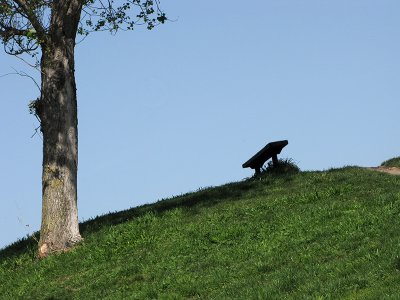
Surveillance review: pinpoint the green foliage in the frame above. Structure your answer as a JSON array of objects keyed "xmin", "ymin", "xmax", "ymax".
[
  {"xmin": 81, "ymin": 0, "xmax": 167, "ymax": 34},
  {"xmin": 0, "ymin": 0, "xmax": 167, "ymax": 57},
  {"xmin": 1, "ymin": 167, "xmax": 400, "ymax": 298},
  {"xmin": 381, "ymin": 157, "xmax": 400, "ymax": 168}
]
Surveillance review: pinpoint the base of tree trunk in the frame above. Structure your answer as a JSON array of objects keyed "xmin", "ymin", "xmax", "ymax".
[{"xmin": 38, "ymin": 235, "xmax": 83, "ymax": 258}]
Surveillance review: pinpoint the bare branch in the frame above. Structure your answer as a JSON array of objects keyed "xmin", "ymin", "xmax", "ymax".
[
  {"xmin": 14, "ymin": 54, "xmax": 41, "ymax": 71},
  {"xmin": 31, "ymin": 124, "xmax": 42, "ymax": 139},
  {"xmin": 0, "ymin": 67, "xmax": 41, "ymax": 92}
]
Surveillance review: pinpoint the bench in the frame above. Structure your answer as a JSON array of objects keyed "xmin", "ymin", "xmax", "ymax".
[{"xmin": 242, "ymin": 140, "xmax": 288, "ymax": 175}]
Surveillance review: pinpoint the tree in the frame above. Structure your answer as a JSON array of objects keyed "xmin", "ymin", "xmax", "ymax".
[{"xmin": 0, "ymin": 0, "xmax": 166, "ymax": 257}]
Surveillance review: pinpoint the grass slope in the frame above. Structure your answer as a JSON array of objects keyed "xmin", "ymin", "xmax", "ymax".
[
  {"xmin": 381, "ymin": 157, "xmax": 400, "ymax": 168},
  {"xmin": 1, "ymin": 167, "xmax": 400, "ymax": 299}
]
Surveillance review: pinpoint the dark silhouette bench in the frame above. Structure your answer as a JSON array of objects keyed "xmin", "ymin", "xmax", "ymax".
[{"xmin": 242, "ymin": 140, "xmax": 288, "ymax": 175}]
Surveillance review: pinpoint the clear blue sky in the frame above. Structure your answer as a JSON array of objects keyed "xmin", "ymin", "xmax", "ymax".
[{"xmin": 1, "ymin": 0, "xmax": 399, "ymax": 249}]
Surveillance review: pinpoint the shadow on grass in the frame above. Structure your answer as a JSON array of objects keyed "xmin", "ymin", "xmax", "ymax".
[
  {"xmin": 79, "ymin": 179, "xmax": 257, "ymax": 236},
  {"xmin": 0, "ymin": 232, "xmax": 39, "ymax": 261},
  {"xmin": 0, "ymin": 172, "xmax": 296, "ymax": 261},
  {"xmin": 0, "ymin": 179, "xmax": 254, "ymax": 260}
]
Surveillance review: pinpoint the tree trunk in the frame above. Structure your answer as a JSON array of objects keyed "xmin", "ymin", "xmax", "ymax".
[{"xmin": 37, "ymin": 38, "xmax": 82, "ymax": 257}]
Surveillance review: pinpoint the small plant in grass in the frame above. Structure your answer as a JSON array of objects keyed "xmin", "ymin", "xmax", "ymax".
[
  {"xmin": 261, "ymin": 158, "xmax": 300, "ymax": 175},
  {"xmin": 381, "ymin": 157, "xmax": 400, "ymax": 168}
]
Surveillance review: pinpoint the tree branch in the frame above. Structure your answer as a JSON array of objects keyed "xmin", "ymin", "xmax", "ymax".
[
  {"xmin": 0, "ymin": 67, "xmax": 41, "ymax": 92},
  {"xmin": 12, "ymin": 0, "xmax": 48, "ymax": 43},
  {"xmin": 0, "ymin": 26, "xmax": 29, "ymax": 40}
]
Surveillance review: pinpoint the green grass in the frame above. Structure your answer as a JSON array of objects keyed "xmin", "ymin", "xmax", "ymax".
[
  {"xmin": 381, "ymin": 157, "xmax": 400, "ymax": 168},
  {"xmin": 1, "ymin": 167, "xmax": 400, "ymax": 299}
]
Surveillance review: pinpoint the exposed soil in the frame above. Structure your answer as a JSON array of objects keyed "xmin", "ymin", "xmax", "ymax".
[{"xmin": 368, "ymin": 166, "xmax": 400, "ymax": 176}]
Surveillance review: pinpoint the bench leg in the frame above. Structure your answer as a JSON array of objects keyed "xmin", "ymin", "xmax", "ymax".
[{"xmin": 272, "ymin": 154, "xmax": 278, "ymax": 166}]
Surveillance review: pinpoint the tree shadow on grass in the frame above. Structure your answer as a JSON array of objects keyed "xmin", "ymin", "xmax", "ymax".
[
  {"xmin": 0, "ymin": 173, "xmax": 294, "ymax": 261},
  {"xmin": 0, "ymin": 180, "xmax": 254, "ymax": 261},
  {"xmin": 0, "ymin": 232, "xmax": 39, "ymax": 261},
  {"xmin": 79, "ymin": 179, "xmax": 257, "ymax": 236}
]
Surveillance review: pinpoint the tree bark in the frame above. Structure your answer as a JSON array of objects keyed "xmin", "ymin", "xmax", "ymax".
[{"xmin": 37, "ymin": 38, "xmax": 82, "ymax": 257}]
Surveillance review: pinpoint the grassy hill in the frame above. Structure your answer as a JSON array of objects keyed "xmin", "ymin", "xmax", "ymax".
[
  {"xmin": 381, "ymin": 156, "xmax": 400, "ymax": 168},
  {"xmin": 1, "ymin": 166, "xmax": 400, "ymax": 299}
]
